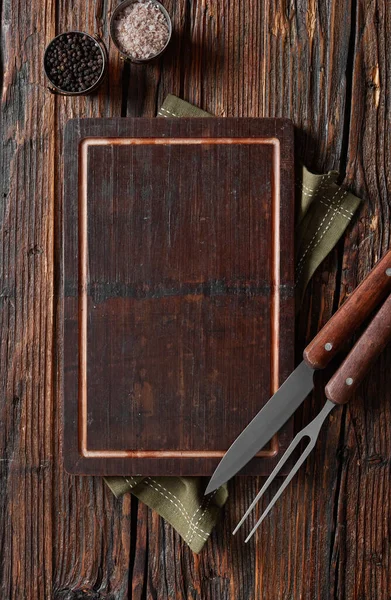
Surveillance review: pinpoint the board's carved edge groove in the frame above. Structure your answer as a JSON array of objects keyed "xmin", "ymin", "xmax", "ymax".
[
  {"xmin": 81, "ymin": 445, "xmax": 279, "ymax": 459},
  {"xmin": 76, "ymin": 135, "xmax": 282, "ymax": 460}
]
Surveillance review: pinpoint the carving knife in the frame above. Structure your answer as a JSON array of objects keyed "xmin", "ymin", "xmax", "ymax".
[{"xmin": 205, "ymin": 250, "xmax": 391, "ymax": 495}]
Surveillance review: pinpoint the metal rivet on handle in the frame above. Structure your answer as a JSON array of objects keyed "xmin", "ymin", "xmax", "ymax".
[
  {"xmin": 386, "ymin": 268, "xmax": 391, "ymax": 277},
  {"xmin": 325, "ymin": 342, "xmax": 333, "ymax": 351},
  {"xmin": 346, "ymin": 377, "xmax": 354, "ymax": 386}
]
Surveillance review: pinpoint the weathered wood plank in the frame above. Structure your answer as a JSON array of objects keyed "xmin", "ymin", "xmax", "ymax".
[
  {"xmin": 0, "ymin": 1, "xmax": 56, "ymax": 597},
  {"xmin": 51, "ymin": 1, "xmax": 131, "ymax": 598},
  {"xmin": 1, "ymin": 0, "xmax": 390, "ymax": 598},
  {"xmin": 332, "ymin": 0, "xmax": 391, "ymax": 597},
  {"xmin": 0, "ymin": 1, "xmax": 131, "ymax": 599}
]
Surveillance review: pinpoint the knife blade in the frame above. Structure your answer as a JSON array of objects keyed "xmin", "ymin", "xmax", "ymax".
[
  {"xmin": 205, "ymin": 360, "xmax": 314, "ymax": 494},
  {"xmin": 205, "ymin": 249, "xmax": 391, "ymax": 495}
]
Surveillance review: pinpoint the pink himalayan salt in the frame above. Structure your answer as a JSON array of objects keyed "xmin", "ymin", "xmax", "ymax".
[{"xmin": 113, "ymin": 1, "xmax": 170, "ymax": 60}]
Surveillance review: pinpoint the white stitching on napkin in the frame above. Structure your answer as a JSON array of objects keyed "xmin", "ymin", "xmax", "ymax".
[
  {"xmin": 143, "ymin": 478, "xmax": 209, "ymax": 540},
  {"xmin": 188, "ymin": 491, "xmax": 216, "ymax": 545},
  {"xmin": 159, "ymin": 106, "xmax": 180, "ymax": 118},
  {"xmin": 143, "ymin": 478, "xmax": 209, "ymax": 541},
  {"xmin": 186, "ymin": 498, "xmax": 204, "ymax": 541},
  {"xmin": 149, "ymin": 477, "xmax": 209, "ymax": 536},
  {"xmin": 124, "ymin": 476, "xmax": 139, "ymax": 489},
  {"xmin": 296, "ymin": 176, "xmax": 329, "ymax": 195},
  {"xmin": 297, "ymin": 180, "xmax": 325, "ymax": 194},
  {"xmin": 296, "ymin": 172, "xmax": 330, "ymax": 195},
  {"xmin": 296, "ymin": 182, "xmax": 354, "ymax": 218},
  {"xmin": 296, "ymin": 186, "xmax": 348, "ymax": 271},
  {"xmin": 319, "ymin": 199, "xmax": 351, "ymax": 220},
  {"xmin": 296, "ymin": 188, "xmax": 349, "ymax": 282},
  {"xmin": 185, "ymin": 488, "xmax": 214, "ymax": 541}
]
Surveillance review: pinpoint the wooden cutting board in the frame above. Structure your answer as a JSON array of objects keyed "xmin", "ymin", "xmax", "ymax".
[{"xmin": 63, "ymin": 117, "xmax": 295, "ymax": 476}]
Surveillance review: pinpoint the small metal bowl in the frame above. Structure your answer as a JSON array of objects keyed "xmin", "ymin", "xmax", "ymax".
[
  {"xmin": 43, "ymin": 31, "xmax": 108, "ymax": 96},
  {"xmin": 109, "ymin": 0, "xmax": 172, "ymax": 64}
]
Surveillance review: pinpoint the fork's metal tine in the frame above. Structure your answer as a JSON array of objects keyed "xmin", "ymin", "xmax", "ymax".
[
  {"xmin": 244, "ymin": 438, "xmax": 316, "ymax": 542},
  {"xmin": 241, "ymin": 400, "xmax": 336, "ymax": 542},
  {"xmin": 232, "ymin": 428, "xmax": 311, "ymax": 535}
]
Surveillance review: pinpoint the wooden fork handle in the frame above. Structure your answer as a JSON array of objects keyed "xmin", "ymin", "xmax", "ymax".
[
  {"xmin": 304, "ymin": 250, "xmax": 391, "ymax": 370},
  {"xmin": 325, "ymin": 293, "xmax": 391, "ymax": 404}
]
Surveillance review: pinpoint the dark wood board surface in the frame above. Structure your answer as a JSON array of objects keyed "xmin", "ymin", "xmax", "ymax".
[
  {"xmin": 0, "ymin": 0, "xmax": 390, "ymax": 599},
  {"xmin": 63, "ymin": 117, "xmax": 295, "ymax": 476}
]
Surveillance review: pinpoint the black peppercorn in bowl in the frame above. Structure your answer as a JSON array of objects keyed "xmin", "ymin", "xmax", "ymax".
[
  {"xmin": 43, "ymin": 31, "xmax": 108, "ymax": 96},
  {"xmin": 109, "ymin": 0, "xmax": 172, "ymax": 64}
]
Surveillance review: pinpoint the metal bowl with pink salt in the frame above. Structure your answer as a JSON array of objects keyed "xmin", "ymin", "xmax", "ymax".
[{"xmin": 110, "ymin": 0, "xmax": 172, "ymax": 63}]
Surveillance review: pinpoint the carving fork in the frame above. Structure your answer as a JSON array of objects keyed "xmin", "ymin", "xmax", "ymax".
[{"xmin": 234, "ymin": 291, "xmax": 391, "ymax": 542}]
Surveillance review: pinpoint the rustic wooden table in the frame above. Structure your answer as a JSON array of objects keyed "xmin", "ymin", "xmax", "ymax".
[{"xmin": 1, "ymin": 1, "xmax": 390, "ymax": 598}]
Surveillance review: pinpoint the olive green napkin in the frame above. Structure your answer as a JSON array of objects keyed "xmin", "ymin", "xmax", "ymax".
[{"xmin": 105, "ymin": 95, "xmax": 362, "ymax": 553}]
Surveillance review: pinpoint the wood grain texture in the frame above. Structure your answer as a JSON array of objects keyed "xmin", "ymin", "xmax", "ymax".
[
  {"xmin": 63, "ymin": 117, "xmax": 295, "ymax": 476},
  {"xmin": 1, "ymin": 1, "xmax": 131, "ymax": 599},
  {"xmin": 1, "ymin": 0, "xmax": 390, "ymax": 599},
  {"xmin": 304, "ymin": 249, "xmax": 391, "ymax": 369}
]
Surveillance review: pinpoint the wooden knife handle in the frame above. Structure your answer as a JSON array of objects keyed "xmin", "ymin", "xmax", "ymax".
[
  {"xmin": 303, "ymin": 250, "xmax": 391, "ymax": 370},
  {"xmin": 325, "ymin": 293, "xmax": 391, "ymax": 404}
]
